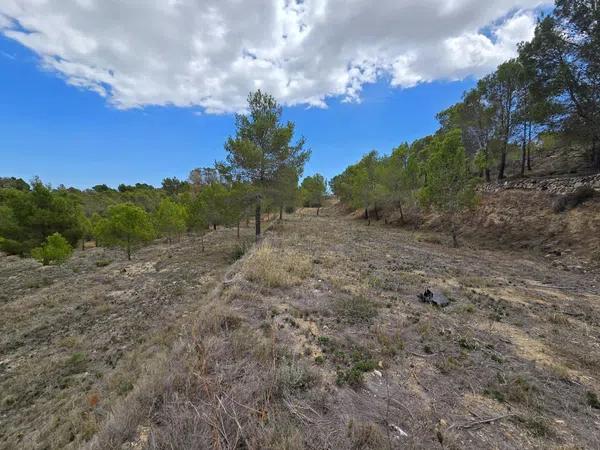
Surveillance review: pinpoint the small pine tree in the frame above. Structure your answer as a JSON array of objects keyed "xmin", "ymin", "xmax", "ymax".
[
  {"xmin": 94, "ymin": 203, "xmax": 155, "ymax": 260},
  {"xmin": 301, "ymin": 174, "xmax": 327, "ymax": 215},
  {"xmin": 154, "ymin": 198, "xmax": 188, "ymax": 243},
  {"xmin": 197, "ymin": 182, "xmax": 228, "ymax": 230},
  {"xmin": 419, "ymin": 129, "xmax": 478, "ymax": 247},
  {"xmin": 31, "ymin": 232, "xmax": 73, "ymax": 265}
]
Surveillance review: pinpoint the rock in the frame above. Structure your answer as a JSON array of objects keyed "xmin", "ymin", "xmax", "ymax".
[
  {"xmin": 389, "ymin": 424, "xmax": 408, "ymax": 437},
  {"xmin": 418, "ymin": 289, "xmax": 450, "ymax": 307}
]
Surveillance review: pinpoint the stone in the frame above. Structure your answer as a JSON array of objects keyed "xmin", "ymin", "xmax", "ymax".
[{"xmin": 418, "ymin": 289, "xmax": 450, "ymax": 307}]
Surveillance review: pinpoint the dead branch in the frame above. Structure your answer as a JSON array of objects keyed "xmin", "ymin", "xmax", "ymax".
[{"xmin": 447, "ymin": 414, "xmax": 514, "ymax": 431}]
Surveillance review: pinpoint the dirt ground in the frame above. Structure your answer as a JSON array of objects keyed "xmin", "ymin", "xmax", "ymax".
[
  {"xmin": 271, "ymin": 206, "xmax": 600, "ymax": 448},
  {"xmin": 2, "ymin": 205, "xmax": 600, "ymax": 449},
  {"xmin": 0, "ymin": 227, "xmax": 254, "ymax": 449}
]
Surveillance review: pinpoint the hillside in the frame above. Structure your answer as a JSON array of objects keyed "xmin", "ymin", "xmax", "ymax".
[
  {"xmin": 3, "ymin": 198, "xmax": 598, "ymax": 449},
  {"xmin": 0, "ymin": 227, "xmax": 255, "ymax": 448}
]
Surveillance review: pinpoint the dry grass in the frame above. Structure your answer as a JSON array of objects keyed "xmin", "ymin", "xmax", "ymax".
[
  {"xmin": 243, "ymin": 242, "xmax": 312, "ymax": 288},
  {"xmin": 6, "ymin": 204, "xmax": 600, "ymax": 449},
  {"xmin": 0, "ymin": 227, "xmax": 254, "ymax": 449}
]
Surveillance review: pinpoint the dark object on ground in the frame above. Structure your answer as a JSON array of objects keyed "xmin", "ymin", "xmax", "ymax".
[
  {"xmin": 587, "ymin": 391, "xmax": 600, "ymax": 409},
  {"xmin": 418, "ymin": 289, "xmax": 450, "ymax": 307},
  {"xmin": 553, "ymin": 186, "xmax": 597, "ymax": 213}
]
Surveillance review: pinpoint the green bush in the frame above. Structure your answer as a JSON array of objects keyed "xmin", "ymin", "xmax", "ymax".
[
  {"xmin": 334, "ymin": 296, "xmax": 377, "ymax": 323},
  {"xmin": 230, "ymin": 241, "xmax": 249, "ymax": 262},
  {"xmin": 0, "ymin": 237, "xmax": 24, "ymax": 255},
  {"xmin": 31, "ymin": 233, "xmax": 73, "ymax": 265}
]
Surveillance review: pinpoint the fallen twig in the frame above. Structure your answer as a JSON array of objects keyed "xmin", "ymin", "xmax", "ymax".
[
  {"xmin": 407, "ymin": 351, "xmax": 439, "ymax": 358},
  {"xmin": 390, "ymin": 398, "xmax": 415, "ymax": 421},
  {"xmin": 447, "ymin": 414, "xmax": 514, "ymax": 431}
]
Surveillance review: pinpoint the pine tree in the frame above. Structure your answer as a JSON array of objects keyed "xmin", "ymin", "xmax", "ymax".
[{"xmin": 223, "ymin": 90, "xmax": 310, "ymax": 238}]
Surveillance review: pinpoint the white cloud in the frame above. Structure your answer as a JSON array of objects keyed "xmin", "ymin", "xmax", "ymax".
[{"xmin": 0, "ymin": 0, "xmax": 548, "ymax": 113}]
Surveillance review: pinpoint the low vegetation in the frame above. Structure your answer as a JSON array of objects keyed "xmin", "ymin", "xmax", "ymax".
[
  {"xmin": 71, "ymin": 207, "xmax": 599, "ymax": 449},
  {"xmin": 243, "ymin": 242, "xmax": 312, "ymax": 288},
  {"xmin": 1, "ymin": 3, "xmax": 599, "ymax": 448},
  {"xmin": 31, "ymin": 232, "xmax": 73, "ymax": 265}
]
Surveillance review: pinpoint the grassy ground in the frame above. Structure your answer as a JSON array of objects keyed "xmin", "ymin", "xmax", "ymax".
[
  {"xmin": 0, "ymin": 227, "xmax": 254, "ymax": 449},
  {"xmin": 3, "ymin": 206, "xmax": 600, "ymax": 449}
]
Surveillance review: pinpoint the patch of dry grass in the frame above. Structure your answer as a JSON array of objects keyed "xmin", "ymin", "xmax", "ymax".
[
  {"xmin": 0, "ymin": 227, "xmax": 255, "ymax": 449},
  {"xmin": 243, "ymin": 242, "xmax": 312, "ymax": 288}
]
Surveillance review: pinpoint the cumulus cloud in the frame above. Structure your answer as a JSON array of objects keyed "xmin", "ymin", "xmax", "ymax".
[{"xmin": 0, "ymin": 0, "xmax": 548, "ymax": 113}]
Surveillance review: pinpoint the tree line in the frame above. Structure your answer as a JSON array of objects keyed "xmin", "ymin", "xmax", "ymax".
[
  {"xmin": 438, "ymin": 0, "xmax": 600, "ymax": 179},
  {"xmin": 331, "ymin": 130, "xmax": 476, "ymax": 246},
  {"xmin": 332, "ymin": 0, "xmax": 599, "ymax": 244},
  {"xmin": 0, "ymin": 92, "xmax": 328, "ymax": 264}
]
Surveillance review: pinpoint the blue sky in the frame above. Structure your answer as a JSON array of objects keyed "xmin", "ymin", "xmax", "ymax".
[
  {"xmin": 1, "ymin": 34, "xmax": 475, "ymax": 189},
  {"xmin": 1, "ymin": 1, "xmax": 545, "ymax": 189}
]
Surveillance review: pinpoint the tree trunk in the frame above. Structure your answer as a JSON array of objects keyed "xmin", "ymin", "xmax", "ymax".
[
  {"xmin": 451, "ymin": 220, "xmax": 458, "ymax": 248},
  {"xmin": 484, "ymin": 145, "xmax": 491, "ymax": 182},
  {"xmin": 498, "ymin": 140, "xmax": 508, "ymax": 180},
  {"xmin": 279, "ymin": 205, "xmax": 283, "ymax": 221},
  {"xmin": 127, "ymin": 237, "xmax": 131, "ymax": 261},
  {"xmin": 527, "ymin": 122, "xmax": 532, "ymax": 171},
  {"xmin": 592, "ymin": 135, "xmax": 600, "ymax": 172},
  {"xmin": 316, "ymin": 207, "xmax": 320, "ymax": 216},
  {"xmin": 374, "ymin": 207, "xmax": 379, "ymax": 221},
  {"xmin": 398, "ymin": 202, "xmax": 404, "ymax": 224},
  {"xmin": 364, "ymin": 208, "xmax": 369, "ymax": 220},
  {"xmin": 201, "ymin": 234, "xmax": 205, "ymax": 252},
  {"xmin": 237, "ymin": 221, "xmax": 240, "ymax": 239},
  {"xmin": 520, "ymin": 123, "xmax": 527, "ymax": 177},
  {"xmin": 213, "ymin": 224, "xmax": 217, "ymax": 231},
  {"xmin": 255, "ymin": 202, "xmax": 261, "ymax": 239},
  {"xmin": 81, "ymin": 240, "xmax": 85, "ymax": 251}
]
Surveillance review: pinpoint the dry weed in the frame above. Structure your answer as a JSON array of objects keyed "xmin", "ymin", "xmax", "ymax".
[{"xmin": 243, "ymin": 243, "xmax": 312, "ymax": 288}]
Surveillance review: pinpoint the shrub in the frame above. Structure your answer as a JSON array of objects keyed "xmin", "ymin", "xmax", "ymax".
[
  {"xmin": 335, "ymin": 349, "xmax": 378, "ymax": 387},
  {"xmin": 243, "ymin": 243, "xmax": 312, "ymax": 288},
  {"xmin": 334, "ymin": 296, "xmax": 377, "ymax": 324},
  {"xmin": 0, "ymin": 237, "xmax": 24, "ymax": 255},
  {"xmin": 64, "ymin": 352, "xmax": 88, "ymax": 375},
  {"xmin": 553, "ymin": 186, "xmax": 596, "ymax": 213},
  {"xmin": 277, "ymin": 360, "xmax": 316, "ymax": 394},
  {"xmin": 31, "ymin": 233, "xmax": 73, "ymax": 266},
  {"xmin": 586, "ymin": 391, "xmax": 600, "ymax": 409},
  {"xmin": 230, "ymin": 241, "xmax": 249, "ymax": 262},
  {"xmin": 95, "ymin": 259, "xmax": 112, "ymax": 267}
]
